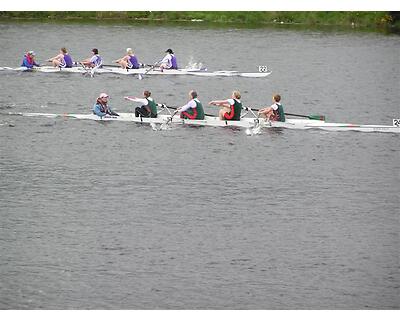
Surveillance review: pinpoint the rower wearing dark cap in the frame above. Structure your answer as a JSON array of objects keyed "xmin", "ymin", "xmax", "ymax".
[
  {"xmin": 160, "ymin": 48, "xmax": 178, "ymax": 71},
  {"xmin": 81, "ymin": 48, "xmax": 102, "ymax": 68}
]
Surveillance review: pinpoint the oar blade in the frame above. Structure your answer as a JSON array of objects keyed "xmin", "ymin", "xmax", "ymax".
[
  {"xmin": 309, "ymin": 115, "xmax": 326, "ymax": 121},
  {"xmin": 284, "ymin": 112, "xmax": 326, "ymax": 121}
]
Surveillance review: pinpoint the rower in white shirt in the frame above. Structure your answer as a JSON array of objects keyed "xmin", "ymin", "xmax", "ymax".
[
  {"xmin": 81, "ymin": 48, "xmax": 102, "ymax": 68},
  {"xmin": 160, "ymin": 48, "xmax": 178, "ymax": 71},
  {"xmin": 125, "ymin": 90, "xmax": 159, "ymax": 118},
  {"xmin": 176, "ymin": 90, "xmax": 205, "ymax": 120}
]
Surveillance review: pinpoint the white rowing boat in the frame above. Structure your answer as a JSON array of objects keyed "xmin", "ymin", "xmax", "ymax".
[
  {"xmin": 10, "ymin": 111, "xmax": 400, "ymax": 133},
  {"xmin": 0, "ymin": 65, "xmax": 272, "ymax": 78}
]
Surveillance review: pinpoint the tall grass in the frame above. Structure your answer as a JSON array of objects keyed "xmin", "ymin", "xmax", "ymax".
[{"xmin": 0, "ymin": 11, "xmax": 398, "ymax": 29}]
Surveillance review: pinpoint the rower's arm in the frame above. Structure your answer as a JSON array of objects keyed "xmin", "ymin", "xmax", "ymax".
[
  {"xmin": 161, "ymin": 54, "xmax": 170, "ymax": 64},
  {"xmin": 179, "ymin": 100, "xmax": 196, "ymax": 112},
  {"xmin": 209, "ymin": 99, "xmax": 230, "ymax": 107},
  {"xmin": 258, "ymin": 106, "xmax": 273, "ymax": 114},
  {"xmin": 115, "ymin": 55, "xmax": 128, "ymax": 63},
  {"xmin": 47, "ymin": 54, "xmax": 59, "ymax": 61},
  {"xmin": 125, "ymin": 97, "xmax": 148, "ymax": 105}
]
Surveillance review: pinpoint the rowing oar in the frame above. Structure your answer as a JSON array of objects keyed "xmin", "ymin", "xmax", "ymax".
[
  {"xmin": 166, "ymin": 110, "xmax": 179, "ymax": 124},
  {"xmin": 158, "ymin": 108, "xmax": 179, "ymax": 130},
  {"xmin": 244, "ymin": 106, "xmax": 325, "ymax": 121},
  {"xmin": 138, "ymin": 59, "xmax": 163, "ymax": 80},
  {"xmin": 285, "ymin": 113, "xmax": 325, "ymax": 121},
  {"xmin": 79, "ymin": 62, "xmax": 93, "ymax": 77},
  {"xmin": 102, "ymin": 63, "xmax": 120, "ymax": 68},
  {"xmin": 102, "ymin": 63, "xmax": 151, "ymax": 68},
  {"xmin": 79, "ymin": 62, "xmax": 89, "ymax": 71},
  {"xmin": 240, "ymin": 106, "xmax": 263, "ymax": 135}
]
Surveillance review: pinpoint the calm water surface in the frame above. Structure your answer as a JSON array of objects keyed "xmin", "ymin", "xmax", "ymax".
[{"xmin": 0, "ymin": 22, "xmax": 399, "ymax": 309}]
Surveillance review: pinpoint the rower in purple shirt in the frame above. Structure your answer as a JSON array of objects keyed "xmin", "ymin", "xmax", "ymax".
[
  {"xmin": 81, "ymin": 48, "xmax": 102, "ymax": 68},
  {"xmin": 47, "ymin": 47, "xmax": 74, "ymax": 68},
  {"xmin": 160, "ymin": 48, "xmax": 178, "ymax": 71},
  {"xmin": 114, "ymin": 48, "xmax": 140, "ymax": 69}
]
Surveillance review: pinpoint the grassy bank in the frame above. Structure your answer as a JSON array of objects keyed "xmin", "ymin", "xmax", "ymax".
[{"xmin": 0, "ymin": 11, "xmax": 399, "ymax": 29}]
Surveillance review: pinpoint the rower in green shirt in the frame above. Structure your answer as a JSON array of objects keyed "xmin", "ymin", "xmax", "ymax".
[
  {"xmin": 258, "ymin": 94, "xmax": 285, "ymax": 122},
  {"xmin": 125, "ymin": 90, "xmax": 159, "ymax": 118},
  {"xmin": 177, "ymin": 90, "xmax": 205, "ymax": 120},
  {"xmin": 209, "ymin": 90, "xmax": 242, "ymax": 120}
]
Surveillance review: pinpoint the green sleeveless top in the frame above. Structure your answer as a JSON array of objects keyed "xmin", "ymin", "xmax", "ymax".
[
  {"xmin": 194, "ymin": 99, "xmax": 204, "ymax": 120},
  {"xmin": 275, "ymin": 103, "xmax": 285, "ymax": 122},
  {"xmin": 182, "ymin": 98, "xmax": 204, "ymax": 120},
  {"xmin": 193, "ymin": 98, "xmax": 204, "ymax": 120},
  {"xmin": 231, "ymin": 99, "xmax": 242, "ymax": 121},
  {"xmin": 146, "ymin": 98, "xmax": 158, "ymax": 116}
]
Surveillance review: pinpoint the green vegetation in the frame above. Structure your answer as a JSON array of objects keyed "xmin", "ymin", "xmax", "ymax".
[{"xmin": 0, "ymin": 11, "xmax": 399, "ymax": 30}]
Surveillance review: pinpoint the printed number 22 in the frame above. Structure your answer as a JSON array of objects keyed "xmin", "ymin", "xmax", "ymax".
[
  {"xmin": 258, "ymin": 66, "xmax": 268, "ymax": 73},
  {"xmin": 393, "ymin": 119, "xmax": 400, "ymax": 127}
]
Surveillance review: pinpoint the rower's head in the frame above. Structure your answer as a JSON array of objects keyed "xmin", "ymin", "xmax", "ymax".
[
  {"xmin": 60, "ymin": 47, "xmax": 67, "ymax": 54},
  {"xmin": 143, "ymin": 90, "xmax": 151, "ymax": 98},
  {"xmin": 27, "ymin": 50, "xmax": 35, "ymax": 57},
  {"xmin": 98, "ymin": 93, "xmax": 109, "ymax": 102},
  {"xmin": 189, "ymin": 90, "xmax": 197, "ymax": 99},
  {"xmin": 126, "ymin": 48, "xmax": 133, "ymax": 55},
  {"xmin": 165, "ymin": 48, "xmax": 174, "ymax": 54},
  {"xmin": 92, "ymin": 48, "xmax": 99, "ymax": 55},
  {"xmin": 232, "ymin": 90, "xmax": 241, "ymax": 99},
  {"xmin": 273, "ymin": 94, "xmax": 281, "ymax": 103}
]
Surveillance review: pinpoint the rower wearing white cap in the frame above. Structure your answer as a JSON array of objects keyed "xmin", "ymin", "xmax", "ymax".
[
  {"xmin": 160, "ymin": 48, "xmax": 178, "ymax": 71},
  {"xmin": 114, "ymin": 48, "xmax": 140, "ymax": 69},
  {"xmin": 21, "ymin": 51, "xmax": 40, "ymax": 69},
  {"xmin": 93, "ymin": 93, "xmax": 119, "ymax": 117}
]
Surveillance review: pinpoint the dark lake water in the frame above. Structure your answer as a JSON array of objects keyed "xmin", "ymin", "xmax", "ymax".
[{"xmin": 0, "ymin": 22, "xmax": 399, "ymax": 309}]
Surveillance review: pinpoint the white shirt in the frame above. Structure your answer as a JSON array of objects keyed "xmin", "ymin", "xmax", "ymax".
[
  {"xmin": 161, "ymin": 53, "xmax": 172, "ymax": 68},
  {"xmin": 227, "ymin": 98, "xmax": 241, "ymax": 105},
  {"xmin": 180, "ymin": 99, "xmax": 198, "ymax": 112},
  {"xmin": 271, "ymin": 102, "xmax": 281, "ymax": 111},
  {"xmin": 90, "ymin": 55, "xmax": 100, "ymax": 63}
]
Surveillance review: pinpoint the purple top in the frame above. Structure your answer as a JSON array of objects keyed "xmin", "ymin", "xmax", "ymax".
[
  {"xmin": 128, "ymin": 55, "xmax": 139, "ymax": 69},
  {"xmin": 63, "ymin": 54, "xmax": 73, "ymax": 67},
  {"xmin": 90, "ymin": 55, "xmax": 102, "ymax": 67},
  {"xmin": 171, "ymin": 55, "xmax": 178, "ymax": 69}
]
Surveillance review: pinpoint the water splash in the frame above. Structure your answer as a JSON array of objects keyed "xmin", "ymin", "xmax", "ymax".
[
  {"xmin": 185, "ymin": 57, "xmax": 205, "ymax": 70},
  {"xmin": 246, "ymin": 125, "xmax": 262, "ymax": 136}
]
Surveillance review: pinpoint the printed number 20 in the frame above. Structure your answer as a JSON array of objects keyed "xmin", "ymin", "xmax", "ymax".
[{"xmin": 393, "ymin": 119, "xmax": 400, "ymax": 127}]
